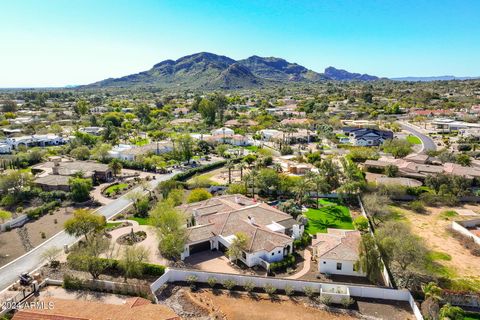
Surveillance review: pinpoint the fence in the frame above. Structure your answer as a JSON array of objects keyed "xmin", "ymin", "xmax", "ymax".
[{"xmin": 151, "ymin": 268, "xmax": 423, "ymax": 320}]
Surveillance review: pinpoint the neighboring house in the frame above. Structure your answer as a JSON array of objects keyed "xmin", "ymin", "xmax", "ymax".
[
  {"xmin": 206, "ymin": 134, "xmax": 250, "ymax": 146},
  {"xmin": 169, "ymin": 118, "xmax": 198, "ymax": 126},
  {"xmin": 342, "ymin": 127, "xmax": 393, "ymax": 146},
  {"xmin": 364, "ymin": 156, "xmax": 480, "ymax": 180},
  {"xmin": 177, "ymin": 195, "xmax": 304, "ymax": 269},
  {"xmin": 108, "ymin": 142, "xmax": 173, "ymax": 161},
  {"xmin": 258, "ymin": 129, "xmax": 282, "ymax": 141},
  {"xmin": 211, "ymin": 127, "xmax": 235, "ymax": 136},
  {"xmin": 224, "ymin": 119, "xmax": 258, "ymax": 127},
  {"xmin": 431, "ymin": 118, "xmax": 480, "ymax": 132},
  {"xmin": 12, "ymin": 297, "xmax": 179, "ymax": 320},
  {"xmin": 79, "ymin": 126, "xmax": 105, "ymax": 136},
  {"xmin": 3, "ymin": 134, "xmax": 65, "ymax": 150},
  {"xmin": 33, "ymin": 157, "xmax": 113, "ymax": 191},
  {"xmin": 312, "ymin": 229, "xmax": 365, "ymax": 277}
]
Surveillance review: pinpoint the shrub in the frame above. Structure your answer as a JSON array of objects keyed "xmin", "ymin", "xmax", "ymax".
[
  {"xmin": 264, "ymin": 283, "xmax": 276, "ymax": 296},
  {"xmin": 186, "ymin": 275, "xmax": 198, "ymax": 290},
  {"xmin": 284, "ymin": 284, "xmax": 294, "ymax": 296},
  {"xmin": 269, "ymin": 254, "xmax": 296, "ymax": 273},
  {"xmin": 223, "ymin": 279, "xmax": 236, "ymax": 290},
  {"xmin": 303, "ymin": 286, "xmax": 315, "ymax": 298},
  {"xmin": 293, "ymin": 233, "xmax": 312, "ymax": 249},
  {"xmin": 409, "ymin": 200, "xmax": 426, "ymax": 213},
  {"xmin": 243, "ymin": 280, "xmax": 255, "ymax": 293},
  {"xmin": 207, "ymin": 277, "xmax": 217, "ymax": 288},
  {"xmin": 341, "ymin": 297, "xmax": 355, "ymax": 308},
  {"xmin": 353, "ymin": 216, "xmax": 369, "ymax": 232},
  {"xmin": 142, "ymin": 263, "xmax": 165, "ymax": 276},
  {"xmin": 63, "ymin": 274, "xmax": 84, "ymax": 290},
  {"xmin": 320, "ymin": 295, "xmax": 332, "ymax": 305}
]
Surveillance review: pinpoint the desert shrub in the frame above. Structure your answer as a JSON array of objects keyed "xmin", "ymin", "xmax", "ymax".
[
  {"xmin": 269, "ymin": 254, "xmax": 296, "ymax": 273},
  {"xmin": 341, "ymin": 297, "xmax": 355, "ymax": 308},
  {"xmin": 293, "ymin": 233, "xmax": 312, "ymax": 249},
  {"xmin": 320, "ymin": 295, "xmax": 332, "ymax": 305},
  {"xmin": 223, "ymin": 279, "xmax": 236, "ymax": 290},
  {"xmin": 186, "ymin": 275, "xmax": 198, "ymax": 290},
  {"xmin": 207, "ymin": 277, "xmax": 217, "ymax": 288},
  {"xmin": 264, "ymin": 283, "xmax": 276, "ymax": 295},
  {"xmin": 303, "ymin": 286, "xmax": 315, "ymax": 298},
  {"xmin": 243, "ymin": 280, "xmax": 255, "ymax": 293},
  {"xmin": 409, "ymin": 200, "xmax": 426, "ymax": 213},
  {"xmin": 284, "ymin": 284, "xmax": 294, "ymax": 296},
  {"xmin": 353, "ymin": 216, "xmax": 369, "ymax": 232}
]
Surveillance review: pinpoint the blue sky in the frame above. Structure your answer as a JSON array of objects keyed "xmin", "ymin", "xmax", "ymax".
[{"xmin": 1, "ymin": 0, "xmax": 479, "ymax": 87}]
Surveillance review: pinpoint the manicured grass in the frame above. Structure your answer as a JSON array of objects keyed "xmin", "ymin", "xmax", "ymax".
[
  {"xmin": 305, "ymin": 199, "xmax": 354, "ymax": 234},
  {"xmin": 427, "ymin": 250, "xmax": 452, "ymax": 261},
  {"xmin": 439, "ymin": 210, "xmax": 458, "ymax": 220},
  {"xmin": 129, "ymin": 216, "xmax": 152, "ymax": 225},
  {"xmin": 104, "ymin": 183, "xmax": 128, "ymax": 196},
  {"xmin": 465, "ymin": 312, "xmax": 480, "ymax": 320},
  {"xmin": 105, "ymin": 222, "xmax": 122, "ymax": 229},
  {"xmin": 244, "ymin": 145, "xmax": 259, "ymax": 152},
  {"xmin": 406, "ymin": 135, "xmax": 422, "ymax": 145}
]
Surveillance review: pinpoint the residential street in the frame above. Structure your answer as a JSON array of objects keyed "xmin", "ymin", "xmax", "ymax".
[
  {"xmin": 0, "ymin": 170, "xmax": 178, "ymax": 292},
  {"xmin": 399, "ymin": 122, "xmax": 437, "ymax": 153}
]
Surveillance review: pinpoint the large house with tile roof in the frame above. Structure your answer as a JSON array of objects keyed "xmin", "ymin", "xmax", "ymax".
[
  {"xmin": 312, "ymin": 229, "xmax": 365, "ymax": 277},
  {"xmin": 177, "ymin": 195, "xmax": 304, "ymax": 268}
]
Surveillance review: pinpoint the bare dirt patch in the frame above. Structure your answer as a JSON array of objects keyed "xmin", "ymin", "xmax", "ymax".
[
  {"xmin": 189, "ymin": 289, "xmax": 358, "ymax": 320},
  {"xmin": 393, "ymin": 204, "xmax": 480, "ymax": 277}
]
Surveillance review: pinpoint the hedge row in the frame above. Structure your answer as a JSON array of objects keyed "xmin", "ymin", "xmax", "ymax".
[
  {"xmin": 172, "ymin": 160, "xmax": 227, "ymax": 182},
  {"xmin": 68, "ymin": 256, "xmax": 166, "ymax": 278},
  {"xmin": 26, "ymin": 200, "xmax": 61, "ymax": 219},
  {"xmin": 269, "ymin": 254, "xmax": 296, "ymax": 273},
  {"xmin": 293, "ymin": 233, "xmax": 312, "ymax": 249}
]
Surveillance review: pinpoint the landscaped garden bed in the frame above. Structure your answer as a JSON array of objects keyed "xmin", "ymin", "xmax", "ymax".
[
  {"xmin": 102, "ymin": 179, "xmax": 139, "ymax": 198},
  {"xmin": 305, "ymin": 199, "xmax": 354, "ymax": 235}
]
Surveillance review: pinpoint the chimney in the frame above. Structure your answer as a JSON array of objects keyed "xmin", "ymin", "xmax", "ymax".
[{"xmin": 52, "ymin": 160, "xmax": 60, "ymax": 175}]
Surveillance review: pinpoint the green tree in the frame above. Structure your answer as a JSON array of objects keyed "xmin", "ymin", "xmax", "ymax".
[
  {"xmin": 69, "ymin": 177, "xmax": 93, "ymax": 202},
  {"xmin": 455, "ymin": 153, "xmax": 471, "ymax": 166},
  {"xmin": 187, "ymin": 188, "xmax": 212, "ymax": 203},
  {"xmin": 198, "ymin": 98, "xmax": 217, "ymax": 125},
  {"xmin": 355, "ymin": 234, "xmax": 382, "ymax": 284},
  {"xmin": 362, "ymin": 193, "xmax": 391, "ymax": 226},
  {"xmin": 67, "ymin": 235, "xmax": 110, "ymax": 279},
  {"xmin": 109, "ymin": 158, "xmax": 122, "ymax": 177},
  {"xmin": 439, "ymin": 304, "xmax": 464, "ymax": 320},
  {"xmin": 150, "ymin": 201, "xmax": 187, "ymax": 260},
  {"xmin": 91, "ymin": 143, "xmax": 112, "ymax": 162},
  {"xmin": 74, "ymin": 99, "xmax": 90, "ymax": 116},
  {"xmin": 70, "ymin": 146, "xmax": 91, "ymax": 160},
  {"xmin": 227, "ymin": 232, "xmax": 249, "ymax": 264},
  {"xmin": 166, "ymin": 188, "xmax": 184, "ymax": 206},
  {"xmin": 118, "ymin": 245, "xmax": 150, "ymax": 282},
  {"xmin": 353, "ymin": 216, "xmax": 369, "ymax": 232},
  {"xmin": 381, "ymin": 139, "xmax": 413, "ymax": 158},
  {"xmin": 0, "ymin": 210, "xmax": 12, "ymax": 223},
  {"xmin": 175, "ymin": 134, "xmax": 194, "ymax": 163},
  {"xmin": 384, "ymin": 164, "xmax": 399, "ymax": 177},
  {"xmin": 64, "ymin": 209, "xmax": 106, "ymax": 242}
]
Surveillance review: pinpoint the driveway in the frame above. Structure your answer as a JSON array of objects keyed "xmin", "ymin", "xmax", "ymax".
[
  {"xmin": 399, "ymin": 122, "xmax": 437, "ymax": 153},
  {"xmin": 184, "ymin": 251, "xmax": 241, "ymax": 274}
]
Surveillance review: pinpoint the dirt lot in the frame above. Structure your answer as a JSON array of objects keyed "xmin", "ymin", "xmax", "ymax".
[
  {"xmin": 392, "ymin": 204, "xmax": 480, "ymax": 277},
  {"xmin": 158, "ymin": 285, "xmax": 414, "ymax": 320},
  {"xmin": 0, "ymin": 205, "xmax": 85, "ymax": 267}
]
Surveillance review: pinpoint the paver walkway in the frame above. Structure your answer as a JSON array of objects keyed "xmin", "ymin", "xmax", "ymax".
[{"xmin": 285, "ymin": 249, "xmax": 312, "ymax": 280}]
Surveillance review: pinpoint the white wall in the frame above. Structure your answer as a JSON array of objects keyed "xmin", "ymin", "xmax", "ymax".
[
  {"xmin": 319, "ymin": 258, "xmax": 365, "ymax": 277},
  {"xmin": 452, "ymin": 220, "xmax": 480, "ymax": 245},
  {"xmin": 150, "ymin": 268, "xmax": 423, "ymax": 320}
]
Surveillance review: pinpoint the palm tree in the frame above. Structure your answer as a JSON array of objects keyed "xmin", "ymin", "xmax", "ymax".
[
  {"xmin": 226, "ymin": 160, "xmax": 234, "ymax": 185},
  {"xmin": 227, "ymin": 232, "xmax": 249, "ymax": 265},
  {"xmin": 292, "ymin": 177, "xmax": 314, "ymax": 206},
  {"xmin": 306, "ymin": 172, "xmax": 329, "ymax": 208},
  {"xmin": 237, "ymin": 162, "xmax": 246, "ymax": 180},
  {"xmin": 109, "ymin": 159, "xmax": 122, "ymax": 177}
]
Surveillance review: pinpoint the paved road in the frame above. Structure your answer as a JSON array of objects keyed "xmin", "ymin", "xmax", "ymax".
[
  {"xmin": 0, "ymin": 170, "xmax": 178, "ymax": 292},
  {"xmin": 399, "ymin": 122, "xmax": 437, "ymax": 153}
]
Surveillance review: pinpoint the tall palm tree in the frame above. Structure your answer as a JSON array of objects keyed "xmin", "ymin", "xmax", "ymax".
[
  {"xmin": 292, "ymin": 177, "xmax": 314, "ymax": 206},
  {"xmin": 226, "ymin": 160, "xmax": 234, "ymax": 185}
]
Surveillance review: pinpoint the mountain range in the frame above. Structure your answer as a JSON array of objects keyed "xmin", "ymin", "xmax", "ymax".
[{"xmin": 85, "ymin": 52, "xmax": 379, "ymax": 90}]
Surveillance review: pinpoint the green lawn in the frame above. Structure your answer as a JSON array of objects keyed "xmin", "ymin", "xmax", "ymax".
[
  {"xmin": 244, "ymin": 145, "xmax": 259, "ymax": 152},
  {"xmin": 129, "ymin": 216, "xmax": 152, "ymax": 225},
  {"xmin": 305, "ymin": 199, "xmax": 354, "ymax": 234},
  {"xmin": 104, "ymin": 183, "xmax": 128, "ymax": 196},
  {"xmin": 406, "ymin": 135, "xmax": 422, "ymax": 145},
  {"xmin": 465, "ymin": 313, "xmax": 480, "ymax": 320}
]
